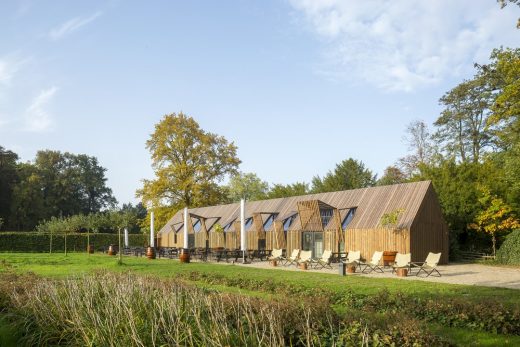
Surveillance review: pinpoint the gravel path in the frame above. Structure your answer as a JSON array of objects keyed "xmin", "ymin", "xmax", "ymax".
[{"xmin": 229, "ymin": 261, "xmax": 520, "ymax": 290}]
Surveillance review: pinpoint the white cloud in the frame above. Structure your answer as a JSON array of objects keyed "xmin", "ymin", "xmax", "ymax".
[
  {"xmin": 49, "ymin": 11, "xmax": 102, "ymax": 40},
  {"xmin": 289, "ymin": 0, "xmax": 520, "ymax": 91},
  {"xmin": 24, "ymin": 87, "xmax": 58, "ymax": 132}
]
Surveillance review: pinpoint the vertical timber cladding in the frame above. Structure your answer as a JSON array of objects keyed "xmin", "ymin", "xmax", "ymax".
[
  {"xmin": 267, "ymin": 220, "xmax": 286, "ymax": 250},
  {"xmin": 246, "ymin": 213, "xmax": 265, "ymax": 250},
  {"xmin": 344, "ymin": 228, "xmax": 410, "ymax": 261},
  {"xmin": 193, "ymin": 217, "xmax": 208, "ymax": 248},
  {"xmin": 209, "ymin": 229, "xmax": 225, "ymax": 248},
  {"xmin": 224, "ymin": 221, "xmax": 241, "ymax": 250},
  {"xmin": 410, "ymin": 185, "xmax": 450, "ymax": 264}
]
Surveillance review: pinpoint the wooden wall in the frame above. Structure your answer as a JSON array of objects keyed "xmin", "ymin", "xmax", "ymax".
[
  {"xmin": 410, "ymin": 185, "xmax": 450, "ymax": 264},
  {"xmin": 209, "ymin": 230, "xmax": 225, "ymax": 248},
  {"xmin": 344, "ymin": 228, "xmax": 411, "ymax": 261},
  {"xmin": 266, "ymin": 221, "xmax": 286, "ymax": 250}
]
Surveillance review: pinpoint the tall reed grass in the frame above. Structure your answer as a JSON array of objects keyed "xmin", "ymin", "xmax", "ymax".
[{"xmin": 7, "ymin": 272, "xmax": 447, "ymax": 346}]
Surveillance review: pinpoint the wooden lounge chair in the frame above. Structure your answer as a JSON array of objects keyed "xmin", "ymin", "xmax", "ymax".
[
  {"xmin": 297, "ymin": 250, "xmax": 313, "ymax": 266},
  {"xmin": 312, "ymin": 250, "xmax": 333, "ymax": 270},
  {"xmin": 391, "ymin": 253, "xmax": 411, "ymax": 274},
  {"xmin": 342, "ymin": 250, "xmax": 361, "ymax": 272},
  {"xmin": 360, "ymin": 251, "xmax": 384, "ymax": 273},
  {"xmin": 268, "ymin": 248, "xmax": 283, "ymax": 261},
  {"xmin": 411, "ymin": 252, "xmax": 442, "ymax": 277},
  {"xmin": 282, "ymin": 249, "xmax": 300, "ymax": 266}
]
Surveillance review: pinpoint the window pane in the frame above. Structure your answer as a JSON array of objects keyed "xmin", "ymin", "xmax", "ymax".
[
  {"xmin": 342, "ymin": 208, "xmax": 356, "ymax": 229},
  {"xmin": 263, "ymin": 214, "xmax": 274, "ymax": 230},
  {"xmin": 245, "ymin": 217, "xmax": 253, "ymax": 230},
  {"xmin": 193, "ymin": 219, "xmax": 201, "ymax": 232},
  {"xmin": 320, "ymin": 209, "xmax": 333, "ymax": 228}
]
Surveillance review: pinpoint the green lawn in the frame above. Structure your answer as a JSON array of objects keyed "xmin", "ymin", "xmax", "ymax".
[
  {"xmin": 1, "ymin": 252, "xmax": 519, "ymax": 346},
  {"xmin": 1, "ymin": 252, "xmax": 518, "ymax": 305}
]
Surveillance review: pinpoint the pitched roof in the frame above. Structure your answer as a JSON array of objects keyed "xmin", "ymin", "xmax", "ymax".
[{"xmin": 158, "ymin": 180, "xmax": 432, "ymax": 234}]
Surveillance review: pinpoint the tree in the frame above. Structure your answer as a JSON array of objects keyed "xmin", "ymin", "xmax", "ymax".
[
  {"xmin": 377, "ymin": 166, "xmax": 407, "ymax": 186},
  {"xmin": 498, "ymin": 0, "xmax": 520, "ymax": 28},
  {"xmin": 137, "ymin": 113, "xmax": 241, "ymax": 209},
  {"xmin": 311, "ymin": 158, "xmax": 375, "ymax": 193},
  {"xmin": 434, "ymin": 76, "xmax": 494, "ymax": 163},
  {"xmin": 469, "ymin": 187, "xmax": 520, "ymax": 256},
  {"xmin": 9, "ymin": 163, "xmax": 45, "ymax": 230},
  {"xmin": 398, "ymin": 120, "xmax": 435, "ymax": 176},
  {"xmin": 267, "ymin": 182, "xmax": 309, "ymax": 199},
  {"xmin": 0, "ymin": 146, "xmax": 19, "ymax": 229},
  {"xmin": 225, "ymin": 172, "xmax": 268, "ymax": 202}
]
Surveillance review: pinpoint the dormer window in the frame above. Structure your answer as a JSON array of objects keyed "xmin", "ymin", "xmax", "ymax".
[
  {"xmin": 283, "ymin": 214, "xmax": 297, "ymax": 231},
  {"xmin": 342, "ymin": 208, "xmax": 356, "ymax": 229},
  {"xmin": 193, "ymin": 219, "xmax": 202, "ymax": 232},
  {"xmin": 245, "ymin": 217, "xmax": 253, "ymax": 230},
  {"xmin": 224, "ymin": 221, "xmax": 234, "ymax": 232},
  {"xmin": 263, "ymin": 214, "xmax": 276, "ymax": 230},
  {"xmin": 320, "ymin": 209, "xmax": 334, "ymax": 228}
]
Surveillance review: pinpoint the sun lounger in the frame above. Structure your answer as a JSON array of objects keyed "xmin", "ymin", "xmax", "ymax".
[
  {"xmin": 268, "ymin": 248, "xmax": 283, "ymax": 261},
  {"xmin": 411, "ymin": 252, "xmax": 442, "ymax": 277},
  {"xmin": 297, "ymin": 250, "xmax": 312, "ymax": 266},
  {"xmin": 360, "ymin": 251, "xmax": 384, "ymax": 273},
  {"xmin": 311, "ymin": 250, "xmax": 333, "ymax": 269},
  {"xmin": 391, "ymin": 253, "xmax": 411, "ymax": 274},
  {"xmin": 282, "ymin": 249, "xmax": 300, "ymax": 266}
]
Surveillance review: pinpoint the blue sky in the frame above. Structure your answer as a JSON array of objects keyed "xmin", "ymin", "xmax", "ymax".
[{"xmin": 1, "ymin": 0, "xmax": 519, "ymax": 205}]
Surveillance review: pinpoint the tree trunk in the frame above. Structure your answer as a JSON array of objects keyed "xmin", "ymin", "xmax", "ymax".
[
  {"xmin": 492, "ymin": 233, "xmax": 496, "ymax": 257},
  {"xmin": 118, "ymin": 227, "xmax": 122, "ymax": 265},
  {"xmin": 64, "ymin": 232, "xmax": 68, "ymax": 257}
]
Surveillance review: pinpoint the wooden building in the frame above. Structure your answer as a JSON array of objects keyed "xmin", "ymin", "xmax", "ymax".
[{"xmin": 157, "ymin": 181, "xmax": 449, "ymax": 264}]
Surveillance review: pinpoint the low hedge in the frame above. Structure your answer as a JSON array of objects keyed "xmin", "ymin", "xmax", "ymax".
[
  {"xmin": 496, "ymin": 229, "xmax": 520, "ymax": 265},
  {"xmin": 0, "ymin": 232, "xmax": 147, "ymax": 253}
]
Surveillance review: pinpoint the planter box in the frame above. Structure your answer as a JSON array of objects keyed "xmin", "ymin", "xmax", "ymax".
[
  {"xmin": 299, "ymin": 262, "xmax": 308, "ymax": 270},
  {"xmin": 383, "ymin": 251, "xmax": 398, "ymax": 266},
  {"xmin": 270, "ymin": 260, "xmax": 278, "ymax": 267}
]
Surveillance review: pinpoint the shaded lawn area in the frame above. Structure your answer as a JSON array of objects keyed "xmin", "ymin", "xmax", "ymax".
[
  {"xmin": 1, "ymin": 253, "xmax": 520, "ymax": 346},
  {"xmin": 1, "ymin": 252, "xmax": 519, "ymax": 306}
]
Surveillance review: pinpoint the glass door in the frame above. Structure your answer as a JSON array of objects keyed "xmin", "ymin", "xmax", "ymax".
[{"xmin": 302, "ymin": 232, "xmax": 324, "ymax": 258}]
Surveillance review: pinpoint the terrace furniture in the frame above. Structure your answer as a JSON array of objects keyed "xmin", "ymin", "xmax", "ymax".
[
  {"xmin": 342, "ymin": 250, "xmax": 361, "ymax": 273},
  {"xmin": 391, "ymin": 253, "xmax": 411, "ymax": 276},
  {"xmin": 268, "ymin": 248, "xmax": 283, "ymax": 262},
  {"xmin": 282, "ymin": 249, "xmax": 300, "ymax": 266},
  {"xmin": 311, "ymin": 250, "xmax": 333, "ymax": 270},
  {"xmin": 411, "ymin": 252, "xmax": 442, "ymax": 277},
  {"xmin": 359, "ymin": 251, "xmax": 384, "ymax": 274},
  {"xmin": 297, "ymin": 250, "xmax": 312, "ymax": 267}
]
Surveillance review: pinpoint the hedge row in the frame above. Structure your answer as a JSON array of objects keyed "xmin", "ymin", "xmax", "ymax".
[{"xmin": 0, "ymin": 232, "xmax": 148, "ymax": 253}]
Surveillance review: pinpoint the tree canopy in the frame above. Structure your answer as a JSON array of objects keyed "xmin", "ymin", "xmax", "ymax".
[
  {"xmin": 137, "ymin": 112, "xmax": 241, "ymax": 210},
  {"xmin": 311, "ymin": 158, "xmax": 375, "ymax": 193}
]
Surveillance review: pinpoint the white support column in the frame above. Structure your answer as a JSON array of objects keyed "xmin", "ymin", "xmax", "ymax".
[
  {"xmin": 183, "ymin": 207, "xmax": 189, "ymax": 249},
  {"xmin": 124, "ymin": 227, "xmax": 129, "ymax": 248},
  {"xmin": 240, "ymin": 199, "xmax": 246, "ymax": 260},
  {"xmin": 150, "ymin": 211, "xmax": 155, "ymax": 247}
]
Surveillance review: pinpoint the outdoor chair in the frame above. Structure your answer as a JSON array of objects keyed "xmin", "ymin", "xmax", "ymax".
[
  {"xmin": 391, "ymin": 253, "xmax": 411, "ymax": 274},
  {"xmin": 360, "ymin": 251, "xmax": 384, "ymax": 273},
  {"xmin": 282, "ymin": 249, "xmax": 300, "ymax": 266},
  {"xmin": 311, "ymin": 250, "xmax": 333, "ymax": 270},
  {"xmin": 297, "ymin": 250, "xmax": 313, "ymax": 266},
  {"xmin": 268, "ymin": 248, "xmax": 283, "ymax": 261},
  {"xmin": 411, "ymin": 252, "xmax": 442, "ymax": 277},
  {"xmin": 343, "ymin": 250, "xmax": 361, "ymax": 270}
]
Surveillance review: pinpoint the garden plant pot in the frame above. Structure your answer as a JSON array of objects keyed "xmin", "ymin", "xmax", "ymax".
[
  {"xmin": 397, "ymin": 268, "xmax": 408, "ymax": 277},
  {"xmin": 346, "ymin": 264, "xmax": 356, "ymax": 274},
  {"xmin": 270, "ymin": 260, "xmax": 278, "ymax": 267},
  {"xmin": 146, "ymin": 247, "xmax": 156, "ymax": 260},
  {"xmin": 299, "ymin": 262, "xmax": 308, "ymax": 270},
  {"xmin": 87, "ymin": 245, "xmax": 94, "ymax": 254},
  {"xmin": 179, "ymin": 249, "xmax": 190, "ymax": 263},
  {"xmin": 107, "ymin": 245, "xmax": 116, "ymax": 256}
]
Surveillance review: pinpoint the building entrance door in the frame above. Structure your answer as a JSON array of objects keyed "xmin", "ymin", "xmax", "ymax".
[{"xmin": 302, "ymin": 232, "xmax": 324, "ymax": 258}]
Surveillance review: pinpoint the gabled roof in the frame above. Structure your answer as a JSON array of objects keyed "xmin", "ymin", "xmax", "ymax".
[{"xmin": 158, "ymin": 181, "xmax": 433, "ymax": 234}]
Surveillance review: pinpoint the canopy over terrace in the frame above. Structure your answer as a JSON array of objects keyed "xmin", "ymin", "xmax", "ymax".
[{"xmin": 157, "ymin": 181, "xmax": 449, "ymax": 264}]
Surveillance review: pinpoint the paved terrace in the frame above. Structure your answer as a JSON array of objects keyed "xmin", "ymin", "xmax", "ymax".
[{"xmin": 189, "ymin": 259, "xmax": 520, "ymax": 290}]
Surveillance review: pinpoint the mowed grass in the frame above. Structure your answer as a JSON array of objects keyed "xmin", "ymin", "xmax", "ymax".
[
  {"xmin": 2, "ymin": 253, "xmax": 520, "ymax": 346},
  {"xmin": 1, "ymin": 252, "xmax": 519, "ymax": 306}
]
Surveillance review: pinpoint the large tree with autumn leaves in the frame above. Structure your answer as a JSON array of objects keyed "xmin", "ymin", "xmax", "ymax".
[{"xmin": 136, "ymin": 113, "xmax": 241, "ymax": 226}]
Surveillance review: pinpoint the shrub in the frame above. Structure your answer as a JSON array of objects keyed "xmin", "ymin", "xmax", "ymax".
[
  {"xmin": 496, "ymin": 229, "xmax": 520, "ymax": 265},
  {"xmin": 0, "ymin": 232, "xmax": 147, "ymax": 253}
]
